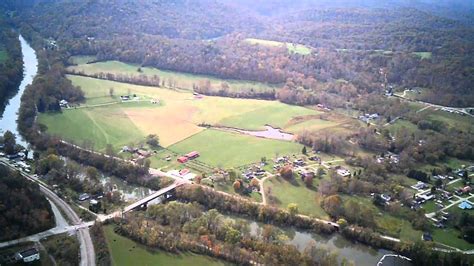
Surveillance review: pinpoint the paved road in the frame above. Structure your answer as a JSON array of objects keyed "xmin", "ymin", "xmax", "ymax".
[{"xmin": 0, "ymin": 160, "xmax": 96, "ymax": 266}]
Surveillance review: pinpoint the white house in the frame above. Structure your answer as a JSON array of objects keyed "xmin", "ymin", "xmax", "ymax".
[{"xmin": 15, "ymin": 248, "xmax": 40, "ymax": 263}]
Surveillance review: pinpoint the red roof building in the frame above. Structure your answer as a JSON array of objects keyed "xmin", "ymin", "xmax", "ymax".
[
  {"xmin": 177, "ymin": 156, "xmax": 188, "ymax": 163},
  {"xmin": 185, "ymin": 151, "xmax": 200, "ymax": 159}
]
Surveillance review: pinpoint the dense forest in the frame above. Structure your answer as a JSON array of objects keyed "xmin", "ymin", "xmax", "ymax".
[
  {"xmin": 0, "ymin": 16, "xmax": 23, "ymax": 116},
  {"xmin": 0, "ymin": 165, "xmax": 54, "ymax": 241},
  {"xmin": 4, "ymin": 0, "xmax": 473, "ymax": 106}
]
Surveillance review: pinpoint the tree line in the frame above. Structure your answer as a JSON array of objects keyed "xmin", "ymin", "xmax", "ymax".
[
  {"xmin": 0, "ymin": 17, "xmax": 23, "ymax": 116},
  {"xmin": 0, "ymin": 164, "xmax": 54, "ymax": 241}
]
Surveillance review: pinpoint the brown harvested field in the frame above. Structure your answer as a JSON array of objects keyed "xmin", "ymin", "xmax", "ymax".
[{"xmin": 124, "ymin": 104, "xmax": 204, "ymax": 147}]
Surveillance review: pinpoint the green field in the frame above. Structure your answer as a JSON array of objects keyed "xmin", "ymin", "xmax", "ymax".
[
  {"xmin": 169, "ymin": 129, "xmax": 303, "ymax": 168},
  {"xmin": 412, "ymin": 52, "xmax": 432, "ymax": 59},
  {"xmin": 432, "ymin": 227, "xmax": 474, "ymax": 251},
  {"xmin": 245, "ymin": 38, "xmax": 312, "ymax": 55},
  {"xmin": 104, "ymin": 226, "xmax": 226, "ymax": 266},
  {"xmin": 0, "ymin": 49, "xmax": 7, "ymax": 63},
  {"xmin": 40, "ymin": 75, "xmax": 322, "ymax": 151},
  {"xmin": 69, "ymin": 55, "xmax": 97, "ymax": 65},
  {"xmin": 68, "ymin": 59, "xmax": 279, "ymax": 94},
  {"xmin": 266, "ymin": 175, "xmax": 329, "ymax": 219},
  {"xmin": 38, "ymin": 104, "xmax": 147, "ymax": 150},
  {"xmin": 219, "ymin": 105, "xmax": 319, "ymax": 130},
  {"xmin": 388, "ymin": 119, "xmax": 418, "ymax": 134}
]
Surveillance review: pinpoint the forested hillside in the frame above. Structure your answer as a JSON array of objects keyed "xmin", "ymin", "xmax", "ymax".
[
  {"xmin": 0, "ymin": 16, "xmax": 23, "ymax": 116},
  {"xmin": 0, "ymin": 165, "xmax": 54, "ymax": 241},
  {"xmin": 5, "ymin": 0, "xmax": 474, "ymax": 107}
]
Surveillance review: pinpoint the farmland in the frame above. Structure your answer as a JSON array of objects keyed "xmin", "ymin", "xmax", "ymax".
[
  {"xmin": 244, "ymin": 38, "xmax": 312, "ymax": 55},
  {"xmin": 39, "ymin": 75, "xmax": 328, "ymax": 167},
  {"xmin": 68, "ymin": 59, "xmax": 279, "ymax": 94},
  {"xmin": 168, "ymin": 129, "xmax": 303, "ymax": 168}
]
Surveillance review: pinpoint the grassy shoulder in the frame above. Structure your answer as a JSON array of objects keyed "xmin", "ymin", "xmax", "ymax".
[{"xmin": 104, "ymin": 225, "xmax": 226, "ymax": 266}]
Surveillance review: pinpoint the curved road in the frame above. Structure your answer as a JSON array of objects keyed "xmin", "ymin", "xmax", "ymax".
[{"xmin": 0, "ymin": 160, "xmax": 95, "ymax": 266}]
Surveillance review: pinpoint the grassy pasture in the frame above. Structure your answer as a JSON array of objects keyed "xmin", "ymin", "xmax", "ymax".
[
  {"xmin": 38, "ymin": 105, "xmax": 146, "ymax": 150},
  {"xmin": 266, "ymin": 175, "xmax": 330, "ymax": 219},
  {"xmin": 284, "ymin": 118, "xmax": 340, "ymax": 133},
  {"xmin": 412, "ymin": 52, "xmax": 432, "ymax": 59},
  {"xmin": 62, "ymin": 75, "xmax": 322, "ymax": 147},
  {"xmin": 168, "ymin": 129, "xmax": 303, "ymax": 168},
  {"xmin": 245, "ymin": 38, "xmax": 312, "ymax": 55},
  {"xmin": 104, "ymin": 226, "xmax": 225, "ymax": 266},
  {"xmin": 41, "ymin": 76, "xmax": 320, "ymax": 158},
  {"xmin": 0, "ymin": 49, "xmax": 7, "ymax": 63},
  {"xmin": 69, "ymin": 55, "xmax": 97, "ymax": 65},
  {"xmin": 68, "ymin": 59, "xmax": 279, "ymax": 94},
  {"xmin": 218, "ymin": 104, "xmax": 319, "ymax": 130}
]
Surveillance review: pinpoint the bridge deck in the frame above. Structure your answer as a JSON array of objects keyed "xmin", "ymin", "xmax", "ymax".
[{"xmin": 124, "ymin": 183, "xmax": 178, "ymax": 212}]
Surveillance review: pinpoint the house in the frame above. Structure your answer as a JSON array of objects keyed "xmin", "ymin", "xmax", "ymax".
[
  {"xmin": 458, "ymin": 201, "xmax": 473, "ymax": 210},
  {"xmin": 185, "ymin": 151, "xmax": 200, "ymax": 160},
  {"xmin": 412, "ymin": 181, "xmax": 428, "ymax": 191},
  {"xmin": 179, "ymin": 169, "xmax": 190, "ymax": 176},
  {"xmin": 422, "ymin": 232, "xmax": 433, "ymax": 241},
  {"xmin": 460, "ymin": 186, "xmax": 472, "ymax": 195},
  {"xmin": 89, "ymin": 199, "xmax": 101, "ymax": 213},
  {"xmin": 293, "ymin": 159, "xmax": 305, "ymax": 167},
  {"xmin": 136, "ymin": 149, "xmax": 151, "ymax": 158},
  {"xmin": 15, "ymin": 248, "xmax": 40, "ymax": 263},
  {"xmin": 78, "ymin": 193, "xmax": 90, "ymax": 201},
  {"xmin": 177, "ymin": 156, "xmax": 188, "ymax": 163},
  {"xmin": 359, "ymin": 113, "xmax": 379, "ymax": 123},
  {"xmin": 59, "ymin": 99, "xmax": 69, "ymax": 108},
  {"xmin": 381, "ymin": 194, "xmax": 391, "ymax": 202},
  {"xmin": 336, "ymin": 168, "xmax": 351, "ymax": 177},
  {"xmin": 308, "ymin": 156, "xmax": 320, "ymax": 162}
]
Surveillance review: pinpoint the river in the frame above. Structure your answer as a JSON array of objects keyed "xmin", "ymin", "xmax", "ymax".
[{"xmin": 0, "ymin": 35, "xmax": 37, "ymax": 148}]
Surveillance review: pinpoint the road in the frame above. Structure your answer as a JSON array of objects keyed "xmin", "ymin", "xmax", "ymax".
[
  {"xmin": 0, "ymin": 159, "xmax": 96, "ymax": 266},
  {"xmin": 393, "ymin": 90, "xmax": 474, "ymax": 118}
]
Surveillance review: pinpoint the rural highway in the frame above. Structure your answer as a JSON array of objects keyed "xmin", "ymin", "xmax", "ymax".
[{"xmin": 0, "ymin": 159, "xmax": 96, "ymax": 266}]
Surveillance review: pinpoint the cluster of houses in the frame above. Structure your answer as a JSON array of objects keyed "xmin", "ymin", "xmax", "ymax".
[
  {"xmin": 177, "ymin": 151, "xmax": 200, "ymax": 163},
  {"xmin": 243, "ymin": 165, "xmax": 266, "ymax": 180},
  {"xmin": 376, "ymin": 152, "xmax": 400, "ymax": 164},
  {"xmin": 358, "ymin": 113, "xmax": 379, "ymax": 123},
  {"xmin": 121, "ymin": 146, "xmax": 152, "ymax": 159}
]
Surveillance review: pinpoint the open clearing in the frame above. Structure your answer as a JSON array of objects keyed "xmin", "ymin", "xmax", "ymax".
[
  {"xmin": 104, "ymin": 225, "xmax": 225, "ymax": 266},
  {"xmin": 68, "ymin": 59, "xmax": 279, "ymax": 94},
  {"xmin": 168, "ymin": 129, "xmax": 303, "ymax": 168},
  {"xmin": 412, "ymin": 52, "xmax": 432, "ymax": 59},
  {"xmin": 41, "ymin": 75, "xmax": 322, "ymax": 149},
  {"xmin": 244, "ymin": 38, "xmax": 312, "ymax": 55},
  {"xmin": 0, "ymin": 49, "xmax": 7, "ymax": 63}
]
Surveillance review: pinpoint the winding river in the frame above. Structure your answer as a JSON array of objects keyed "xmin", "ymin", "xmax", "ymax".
[{"xmin": 0, "ymin": 35, "xmax": 37, "ymax": 148}]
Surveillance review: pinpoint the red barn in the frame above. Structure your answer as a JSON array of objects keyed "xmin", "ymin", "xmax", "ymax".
[
  {"xmin": 185, "ymin": 151, "xmax": 200, "ymax": 159},
  {"xmin": 177, "ymin": 156, "xmax": 188, "ymax": 163}
]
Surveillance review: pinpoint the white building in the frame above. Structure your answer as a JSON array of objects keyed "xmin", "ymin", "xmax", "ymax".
[{"xmin": 15, "ymin": 248, "xmax": 40, "ymax": 263}]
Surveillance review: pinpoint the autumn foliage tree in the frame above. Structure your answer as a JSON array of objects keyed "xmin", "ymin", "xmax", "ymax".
[{"xmin": 279, "ymin": 165, "xmax": 293, "ymax": 180}]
